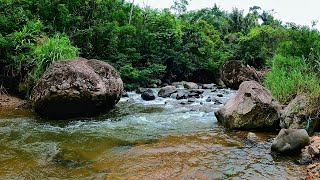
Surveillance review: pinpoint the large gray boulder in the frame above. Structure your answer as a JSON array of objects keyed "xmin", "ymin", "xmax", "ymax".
[
  {"xmin": 271, "ymin": 129, "xmax": 310, "ymax": 155},
  {"xmin": 30, "ymin": 57, "xmax": 123, "ymax": 118},
  {"xmin": 280, "ymin": 95, "xmax": 319, "ymax": 133},
  {"xmin": 215, "ymin": 81, "xmax": 281, "ymax": 131}
]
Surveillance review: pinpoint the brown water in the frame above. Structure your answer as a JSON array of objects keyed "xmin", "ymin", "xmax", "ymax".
[{"xmin": 0, "ymin": 89, "xmax": 305, "ymax": 179}]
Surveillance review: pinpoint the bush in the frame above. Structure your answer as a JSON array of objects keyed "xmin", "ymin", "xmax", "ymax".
[
  {"xmin": 29, "ymin": 34, "xmax": 79, "ymax": 82},
  {"xmin": 0, "ymin": 20, "xmax": 43, "ymax": 94},
  {"xmin": 238, "ymin": 26, "xmax": 283, "ymax": 68},
  {"xmin": 119, "ymin": 64, "xmax": 165, "ymax": 90},
  {"xmin": 264, "ymin": 55, "xmax": 320, "ymax": 106},
  {"xmin": 18, "ymin": 34, "xmax": 79, "ymax": 94}
]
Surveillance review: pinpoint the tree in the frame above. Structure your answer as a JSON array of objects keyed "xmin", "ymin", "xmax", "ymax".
[{"xmin": 171, "ymin": 0, "xmax": 189, "ymax": 15}]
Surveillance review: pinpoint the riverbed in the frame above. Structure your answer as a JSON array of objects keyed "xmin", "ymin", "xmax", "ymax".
[{"xmin": 0, "ymin": 87, "xmax": 304, "ymax": 179}]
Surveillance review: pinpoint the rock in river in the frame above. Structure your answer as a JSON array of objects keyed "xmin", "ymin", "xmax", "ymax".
[
  {"xmin": 215, "ymin": 81, "xmax": 281, "ymax": 131},
  {"xmin": 183, "ymin": 82, "xmax": 199, "ymax": 89},
  {"xmin": 271, "ymin": 129, "xmax": 310, "ymax": 155},
  {"xmin": 30, "ymin": 57, "xmax": 123, "ymax": 118},
  {"xmin": 158, "ymin": 86, "xmax": 177, "ymax": 98},
  {"xmin": 141, "ymin": 89, "xmax": 156, "ymax": 101}
]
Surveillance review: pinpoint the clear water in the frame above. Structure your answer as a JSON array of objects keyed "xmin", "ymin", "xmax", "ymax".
[{"xmin": 0, "ymin": 88, "xmax": 304, "ymax": 179}]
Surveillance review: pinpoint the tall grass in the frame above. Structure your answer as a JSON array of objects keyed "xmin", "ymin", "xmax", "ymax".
[
  {"xmin": 29, "ymin": 34, "xmax": 79, "ymax": 82},
  {"xmin": 264, "ymin": 55, "xmax": 320, "ymax": 108},
  {"xmin": 19, "ymin": 34, "xmax": 79, "ymax": 93}
]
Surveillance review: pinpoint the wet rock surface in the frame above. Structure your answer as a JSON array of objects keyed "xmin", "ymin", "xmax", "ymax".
[
  {"xmin": 158, "ymin": 86, "xmax": 177, "ymax": 98},
  {"xmin": 300, "ymin": 136, "xmax": 320, "ymax": 164},
  {"xmin": 141, "ymin": 89, "xmax": 156, "ymax": 101},
  {"xmin": 30, "ymin": 57, "xmax": 123, "ymax": 119},
  {"xmin": 271, "ymin": 129, "xmax": 310, "ymax": 155},
  {"xmin": 300, "ymin": 136, "xmax": 320, "ymax": 179},
  {"xmin": 202, "ymin": 84, "xmax": 215, "ymax": 89},
  {"xmin": 183, "ymin": 82, "xmax": 199, "ymax": 89}
]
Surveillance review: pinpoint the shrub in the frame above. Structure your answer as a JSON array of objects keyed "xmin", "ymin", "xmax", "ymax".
[
  {"xmin": 28, "ymin": 34, "xmax": 79, "ymax": 82},
  {"xmin": 237, "ymin": 26, "xmax": 283, "ymax": 68},
  {"xmin": 119, "ymin": 63, "xmax": 165, "ymax": 90},
  {"xmin": 264, "ymin": 55, "xmax": 320, "ymax": 107},
  {"xmin": 19, "ymin": 34, "xmax": 79, "ymax": 94}
]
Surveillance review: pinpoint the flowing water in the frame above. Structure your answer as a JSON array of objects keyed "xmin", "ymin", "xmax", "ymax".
[{"xmin": 0, "ymin": 87, "xmax": 304, "ymax": 179}]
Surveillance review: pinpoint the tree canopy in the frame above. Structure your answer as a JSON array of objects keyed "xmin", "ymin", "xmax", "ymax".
[{"xmin": 1, "ymin": 0, "xmax": 320, "ymax": 94}]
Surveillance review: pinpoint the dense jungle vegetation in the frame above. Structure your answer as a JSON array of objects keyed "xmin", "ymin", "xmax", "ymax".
[{"xmin": 1, "ymin": 0, "xmax": 320, "ymax": 111}]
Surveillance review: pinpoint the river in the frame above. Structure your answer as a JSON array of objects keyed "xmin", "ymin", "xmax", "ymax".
[{"xmin": 0, "ymin": 87, "xmax": 304, "ymax": 179}]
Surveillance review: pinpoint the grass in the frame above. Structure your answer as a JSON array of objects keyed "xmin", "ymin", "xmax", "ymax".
[
  {"xmin": 29, "ymin": 34, "xmax": 79, "ymax": 82},
  {"xmin": 18, "ymin": 34, "xmax": 79, "ymax": 93},
  {"xmin": 264, "ymin": 54, "xmax": 320, "ymax": 115}
]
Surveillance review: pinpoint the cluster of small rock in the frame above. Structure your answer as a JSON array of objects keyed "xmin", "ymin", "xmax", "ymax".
[
  {"xmin": 300, "ymin": 136, "xmax": 320, "ymax": 179},
  {"xmin": 300, "ymin": 136, "xmax": 320, "ymax": 164},
  {"xmin": 135, "ymin": 82, "xmax": 224, "ymax": 104}
]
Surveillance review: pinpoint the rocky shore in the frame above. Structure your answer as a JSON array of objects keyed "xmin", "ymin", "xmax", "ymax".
[
  {"xmin": 0, "ymin": 57, "xmax": 316, "ymax": 179},
  {"xmin": 0, "ymin": 94, "xmax": 26, "ymax": 109}
]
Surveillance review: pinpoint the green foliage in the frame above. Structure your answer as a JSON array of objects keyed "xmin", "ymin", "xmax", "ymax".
[
  {"xmin": 238, "ymin": 26, "xmax": 284, "ymax": 67},
  {"xmin": 29, "ymin": 34, "xmax": 79, "ymax": 82},
  {"xmin": 264, "ymin": 55, "xmax": 320, "ymax": 104},
  {"xmin": 3, "ymin": 20, "xmax": 43, "ymax": 71},
  {"xmin": 119, "ymin": 64, "xmax": 165, "ymax": 90},
  {"xmin": 1, "ymin": 0, "xmax": 320, "ymax": 99},
  {"xmin": 277, "ymin": 25, "xmax": 320, "ymax": 59}
]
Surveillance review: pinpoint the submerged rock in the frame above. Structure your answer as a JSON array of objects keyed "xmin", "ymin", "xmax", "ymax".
[
  {"xmin": 245, "ymin": 132, "xmax": 258, "ymax": 145},
  {"xmin": 271, "ymin": 129, "xmax": 310, "ymax": 155},
  {"xmin": 188, "ymin": 98, "xmax": 196, "ymax": 103},
  {"xmin": 175, "ymin": 90, "xmax": 189, "ymax": 100},
  {"xmin": 215, "ymin": 81, "xmax": 281, "ymax": 131},
  {"xmin": 188, "ymin": 93, "xmax": 200, "ymax": 98},
  {"xmin": 189, "ymin": 89, "xmax": 204, "ymax": 94},
  {"xmin": 122, "ymin": 91, "xmax": 129, "ymax": 98},
  {"xmin": 30, "ymin": 57, "xmax": 123, "ymax": 118},
  {"xmin": 141, "ymin": 89, "xmax": 156, "ymax": 101}
]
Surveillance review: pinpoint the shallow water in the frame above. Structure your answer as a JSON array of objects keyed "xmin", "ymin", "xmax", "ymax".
[{"xmin": 0, "ymin": 88, "xmax": 304, "ymax": 179}]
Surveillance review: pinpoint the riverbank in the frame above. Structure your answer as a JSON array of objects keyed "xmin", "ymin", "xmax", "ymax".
[{"xmin": 0, "ymin": 94, "xmax": 26, "ymax": 109}]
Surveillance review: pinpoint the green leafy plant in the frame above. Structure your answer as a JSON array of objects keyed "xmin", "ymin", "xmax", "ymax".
[
  {"xmin": 29, "ymin": 34, "xmax": 79, "ymax": 82},
  {"xmin": 17, "ymin": 34, "xmax": 79, "ymax": 94},
  {"xmin": 264, "ymin": 55, "xmax": 320, "ymax": 106}
]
